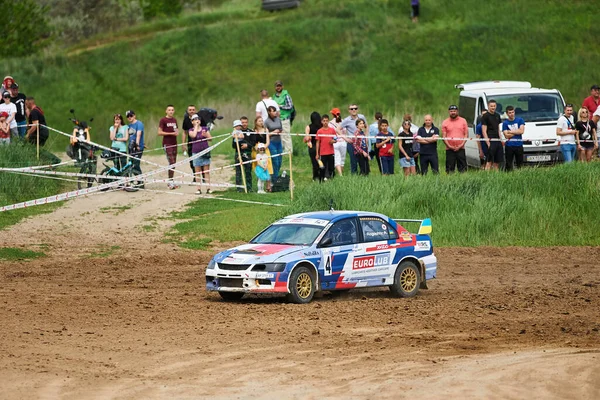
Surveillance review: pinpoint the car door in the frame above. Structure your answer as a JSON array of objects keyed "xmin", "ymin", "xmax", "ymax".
[
  {"xmin": 318, "ymin": 218, "xmax": 360, "ymax": 289},
  {"xmin": 349, "ymin": 217, "xmax": 397, "ymax": 285}
]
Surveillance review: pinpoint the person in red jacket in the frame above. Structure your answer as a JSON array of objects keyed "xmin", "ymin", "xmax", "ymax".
[{"xmin": 582, "ymin": 84, "xmax": 600, "ymax": 115}]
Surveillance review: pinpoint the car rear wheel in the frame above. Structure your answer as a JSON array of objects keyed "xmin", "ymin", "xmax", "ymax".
[
  {"xmin": 390, "ymin": 261, "xmax": 420, "ymax": 298},
  {"xmin": 287, "ymin": 266, "xmax": 315, "ymax": 304},
  {"xmin": 219, "ymin": 291, "xmax": 245, "ymax": 301}
]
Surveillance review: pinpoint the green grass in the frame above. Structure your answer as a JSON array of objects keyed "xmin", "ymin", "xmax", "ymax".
[
  {"xmin": 1, "ymin": 0, "xmax": 598, "ymax": 154},
  {"xmin": 167, "ymin": 162, "xmax": 600, "ymax": 248},
  {"xmin": 0, "ymin": 247, "xmax": 45, "ymax": 261},
  {"xmin": 167, "ymin": 192, "xmax": 290, "ymax": 248},
  {"xmin": 0, "ymin": 142, "xmax": 66, "ymax": 229}
]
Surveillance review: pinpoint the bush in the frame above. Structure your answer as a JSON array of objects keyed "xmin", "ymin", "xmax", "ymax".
[{"xmin": 0, "ymin": 0, "xmax": 51, "ymax": 56}]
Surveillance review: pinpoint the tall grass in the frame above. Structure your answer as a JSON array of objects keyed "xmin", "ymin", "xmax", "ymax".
[
  {"xmin": 0, "ymin": 142, "xmax": 65, "ymax": 229},
  {"xmin": 287, "ymin": 162, "xmax": 600, "ymax": 247}
]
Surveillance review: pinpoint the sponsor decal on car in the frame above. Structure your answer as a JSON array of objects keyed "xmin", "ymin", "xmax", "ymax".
[
  {"xmin": 353, "ymin": 253, "xmax": 390, "ymax": 270},
  {"xmin": 415, "ymin": 240, "xmax": 431, "ymax": 251}
]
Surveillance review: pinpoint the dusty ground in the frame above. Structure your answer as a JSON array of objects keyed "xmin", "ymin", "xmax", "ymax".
[{"xmin": 1, "ymin": 160, "xmax": 599, "ymax": 399}]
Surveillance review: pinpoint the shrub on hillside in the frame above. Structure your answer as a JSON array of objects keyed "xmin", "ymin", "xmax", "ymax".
[{"xmin": 0, "ymin": 0, "xmax": 52, "ymax": 56}]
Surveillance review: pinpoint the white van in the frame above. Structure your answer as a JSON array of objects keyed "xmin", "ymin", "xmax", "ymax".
[{"xmin": 455, "ymin": 81, "xmax": 566, "ymax": 167}]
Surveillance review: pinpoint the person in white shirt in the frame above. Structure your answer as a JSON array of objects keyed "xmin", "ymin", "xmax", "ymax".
[
  {"xmin": 255, "ymin": 89, "xmax": 279, "ymax": 121},
  {"xmin": 556, "ymin": 104, "xmax": 577, "ymax": 163},
  {"xmin": 0, "ymin": 91, "xmax": 17, "ymax": 138}
]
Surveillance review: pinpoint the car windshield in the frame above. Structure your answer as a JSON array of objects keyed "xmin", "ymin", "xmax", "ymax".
[
  {"xmin": 251, "ymin": 224, "xmax": 324, "ymax": 246},
  {"xmin": 491, "ymin": 93, "xmax": 564, "ymax": 122}
]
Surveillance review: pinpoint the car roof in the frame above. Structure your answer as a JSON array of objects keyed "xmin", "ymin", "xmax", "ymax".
[{"xmin": 284, "ymin": 210, "xmax": 389, "ymax": 222}]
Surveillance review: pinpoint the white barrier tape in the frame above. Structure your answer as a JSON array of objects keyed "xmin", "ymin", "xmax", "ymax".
[
  {"xmin": 43, "ymin": 125, "xmax": 199, "ymax": 179},
  {"xmin": 0, "ymin": 136, "xmax": 229, "ymax": 212},
  {"xmin": 0, "ymin": 167, "xmax": 123, "ymax": 180},
  {"xmin": 143, "ymin": 132, "xmax": 231, "ymax": 153},
  {"xmin": 202, "ymin": 151, "xmax": 291, "ymax": 175},
  {"xmin": 205, "ymin": 196, "xmax": 285, "ymax": 207},
  {"xmin": 0, "ymin": 160, "xmax": 72, "ymax": 171},
  {"xmin": 229, "ymin": 129, "xmax": 596, "ymax": 143}
]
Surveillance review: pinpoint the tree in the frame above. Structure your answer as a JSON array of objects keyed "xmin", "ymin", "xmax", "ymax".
[{"xmin": 0, "ymin": 0, "xmax": 51, "ymax": 56}]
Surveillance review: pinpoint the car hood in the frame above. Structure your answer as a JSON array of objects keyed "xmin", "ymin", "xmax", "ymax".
[{"xmin": 213, "ymin": 243, "xmax": 306, "ymax": 264}]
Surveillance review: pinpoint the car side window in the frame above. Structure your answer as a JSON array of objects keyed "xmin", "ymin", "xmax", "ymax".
[
  {"xmin": 321, "ymin": 218, "xmax": 358, "ymax": 247},
  {"xmin": 360, "ymin": 218, "xmax": 397, "ymax": 242}
]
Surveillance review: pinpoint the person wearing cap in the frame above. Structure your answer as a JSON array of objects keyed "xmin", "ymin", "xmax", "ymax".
[
  {"xmin": 9, "ymin": 83, "xmax": 27, "ymax": 138},
  {"xmin": 182, "ymin": 105, "xmax": 198, "ymax": 182},
  {"xmin": 189, "ymin": 114, "xmax": 213, "ymax": 194},
  {"xmin": 232, "ymin": 119, "xmax": 252, "ymax": 192},
  {"xmin": 265, "ymin": 105, "xmax": 284, "ymax": 179},
  {"xmin": 329, "ymin": 107, "xmax": 349, "ymax": 176},
  {"xmin": 442, "ymin": 105, "xmax": 468, "ymax": 173},
  {"xmin": 272, "ymin": 80, "xmax": 294, "ymax": 154},
  {"xmin": 256, "ymin": 89, "xmax": 279, "ymax": 122},
  {"xmin": 158, "ymin": 104, "xmax": 180, "ymax": 189},
  {"xmin": 0, "ymin": 91, "xmax": 17, "ymax": 138},
  {"xmin": 341, "ymin": 104, "xmax": 367, "ymax": 174},
  {"xmin": 254, "ymin": 142, "xmax": 271, "ymax": 194},
  {"xmin": 582, "ymin": 85, "xmax": 600, "ymax": 116},
  {"xmin": 126, "ymin": 110, "xmax": 145, "ymax": 177},
  {"xmin": 0, "ymin": 111, "xmax": 10, "ymax": 145}
]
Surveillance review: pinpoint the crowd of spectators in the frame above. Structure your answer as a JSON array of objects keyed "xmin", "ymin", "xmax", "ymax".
[{"xmin": 0, "ymin": 76, "xmax": 49, "ymax": 148}]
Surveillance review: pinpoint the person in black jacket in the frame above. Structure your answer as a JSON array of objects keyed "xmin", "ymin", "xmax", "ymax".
[
  {"xmin": 415, "ymin": 115, "xmax": 440, "ymax": 175},
  {"xmin": 303, "ymin": 111, "xmax": 322, "ymax": 181}
]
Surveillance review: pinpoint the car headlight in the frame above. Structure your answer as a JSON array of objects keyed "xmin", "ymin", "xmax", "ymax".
[
  {"xmin": 207, "ymin": 259, "xmax": 216, "ymax": 270},
  {"xmin": 252, "ymin": 263, "xmax": 286, "ymax": 272}
]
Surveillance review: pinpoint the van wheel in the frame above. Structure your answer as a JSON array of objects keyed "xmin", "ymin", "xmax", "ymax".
[{"xmin": 390, "ymin": 261, "xmax": 420, "ymax": 298}]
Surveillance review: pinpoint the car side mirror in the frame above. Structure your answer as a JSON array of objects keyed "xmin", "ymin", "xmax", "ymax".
[{"xmin": 318, "ymin": 237, "xmax": 332, "ymax": 248}]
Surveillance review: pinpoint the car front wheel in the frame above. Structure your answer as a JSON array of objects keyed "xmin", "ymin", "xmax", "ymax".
[
  {"xmin": 390, "ymin": 261, "xmax": 420, "ymax": 298},
  {"xmin": 287, "ymin": 266, "xmax": 315, "ymax": 304}
]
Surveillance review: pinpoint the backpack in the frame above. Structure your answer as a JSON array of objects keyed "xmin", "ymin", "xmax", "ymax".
[{"xmin": 290, "ymin": 106, "xmax": 297, "ymax": 126}]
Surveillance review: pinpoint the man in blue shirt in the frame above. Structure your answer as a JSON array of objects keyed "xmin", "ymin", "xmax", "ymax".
[
  {"xmin": 501, "ymin": 105, "xmax": 525, "ymax": 171},
  {"xmin": 341, "ymin": 104, "xmax": 366, "ymax": 175},
  {"xmin": 126, "ymin": 110, "xmax": 145, "ymax": 177}
]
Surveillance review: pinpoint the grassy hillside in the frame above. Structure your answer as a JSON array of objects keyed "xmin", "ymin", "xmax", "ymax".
[{"xmin": 1, "ymin": 0, "xmax": 598, "ymax": 151}]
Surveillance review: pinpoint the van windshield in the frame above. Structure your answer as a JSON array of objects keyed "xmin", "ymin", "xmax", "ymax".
[{"xmin": 490, "ymin": 93, "xmax": 564, "ymax": 122}]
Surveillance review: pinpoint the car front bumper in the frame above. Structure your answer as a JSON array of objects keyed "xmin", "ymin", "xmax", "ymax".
[{"xmin": 206, "ymin": 270, "xmax": 288, "ymax": 293}]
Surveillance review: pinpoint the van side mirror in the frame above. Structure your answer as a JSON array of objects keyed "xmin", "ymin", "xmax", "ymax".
[{"xmin": 318, "ymin": 237, "xmax": 332, "ymax": 248}]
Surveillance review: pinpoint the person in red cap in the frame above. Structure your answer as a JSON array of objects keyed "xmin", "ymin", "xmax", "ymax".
[
  {"xmin": 583, "ymin": 85, "xmax": 600, "ymax": 115},
  {"xmin": 0, "ymin": 111, "xmax": 10, "ymax": 145},
  {"xmin": 329, "ymin": 107, "xmax": 349, "ymax": 176}
]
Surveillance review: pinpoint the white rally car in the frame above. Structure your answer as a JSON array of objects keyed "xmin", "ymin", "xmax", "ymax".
[{"xmin": 205, "ymin": 211, "xmax": 437, "ymax": 303}]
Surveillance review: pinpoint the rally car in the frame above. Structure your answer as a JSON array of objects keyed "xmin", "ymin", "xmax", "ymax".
[{"xmin": 205, "ymin": 211, "xmax": 437, "ymax": 304}]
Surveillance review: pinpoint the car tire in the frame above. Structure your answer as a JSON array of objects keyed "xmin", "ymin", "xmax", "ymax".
[
  {"xmin": 390, "ymin": 261, "xmax": 420, "ymax": 298},
  {"xmin": 287, "ymin": 266, "xmax": 315, "ymax": 304},
  {"xmin": 219, "ymin": 291, "xmax": 245, "ymax": 301}
]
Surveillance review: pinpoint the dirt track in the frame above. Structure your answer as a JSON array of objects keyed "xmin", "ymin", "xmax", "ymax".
[{"xmin": 1, "ymin": 172, "xmax": 599, "ymax": 398}]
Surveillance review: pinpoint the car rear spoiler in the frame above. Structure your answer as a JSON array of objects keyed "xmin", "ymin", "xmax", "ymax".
[{"xmin": 392, "ymin": 218, "xmax": 432, "ymax": 235}]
